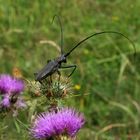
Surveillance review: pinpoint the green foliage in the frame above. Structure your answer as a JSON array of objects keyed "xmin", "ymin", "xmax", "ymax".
[{"xmin": 0, "ymin": 0, "xmax": 140, "ymax": 139}]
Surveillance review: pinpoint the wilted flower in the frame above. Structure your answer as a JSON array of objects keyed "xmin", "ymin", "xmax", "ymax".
[
  {"xmin": 15, "ymin": 98, "xmax": 26, "ymax": 108},
  {"xmin": 31, "ymin": 108, "xmax": 85, "ymax": 139},
  {"xmin": 0, "ymin": 74, "xmax": 25, "ymax": 109}
]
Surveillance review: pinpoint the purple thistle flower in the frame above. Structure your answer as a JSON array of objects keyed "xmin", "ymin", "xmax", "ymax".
[
  {"xmin": 0, "ymin": 74, "xmax": 24, "ymax": 94},
  {"xmin": 0, "ymin": 74, "xmax": 25, "ymax": 109},
  {"xmin": 1, "ymin": 94, "xmax": 10, "ymax": 107},
  {"xmin": 31, "ymin": 108, "xmax": 85, "ymax": 139}
]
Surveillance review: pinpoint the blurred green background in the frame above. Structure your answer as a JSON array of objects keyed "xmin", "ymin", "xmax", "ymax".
[{"xmin": 0, "ymin": 0, "xmax": 140, "ymax": 139}]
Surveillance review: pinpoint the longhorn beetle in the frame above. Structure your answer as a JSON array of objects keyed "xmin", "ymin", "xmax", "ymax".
[{"xmin": 34, "ymin": 15, "xmax": 136, "ymax": 83}]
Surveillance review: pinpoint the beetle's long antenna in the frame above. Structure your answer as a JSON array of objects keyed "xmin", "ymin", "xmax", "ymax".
[
  {"xmin": 52, "ymin": 15, "xmax": 64, "ymax": 54},
  {"xmin": 65, "ymin": 31, "xmax": 136, "ymax": 58}
]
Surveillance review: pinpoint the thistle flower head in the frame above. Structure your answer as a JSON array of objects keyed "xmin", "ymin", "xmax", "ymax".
[
  {"xmin": 0, "ymin": 74, "xmax": 24, "ymax": 94},
  {"xmin": 0, "ymin": 74, "xmax": 25, "ymax": 109},
  {"xmin": 1, "ymin": 94, "xmax": 11, "ymax": 107},
  {"xmin": 31, "ymin": 108, "xmax": 85, "ymax": 139}
]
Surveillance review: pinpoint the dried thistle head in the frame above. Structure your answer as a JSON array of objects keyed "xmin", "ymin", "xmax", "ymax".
[
  {"xmin": 30, "ymin": 74, "xmax": 72, "ymax": 99},
  {"xmin": 44, "ymin": 77, "xmax": 72, "ymax": 103},
  {"xmin": 27, "ymin": 74, "xmax": 74, "ymax": 112}
]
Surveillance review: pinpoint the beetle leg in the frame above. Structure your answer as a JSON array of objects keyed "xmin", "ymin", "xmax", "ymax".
[
  {"xmin": 47, "ymin": 59, "xmax": 51, "ymax": 63},
  {"xmin": 47, "ymin": 75, "xmax": 52, "ymax": 88},
  {"xmin": 57, "ymin": 70, "xmax": 61, "ymax": 89},
  {"xmin": 34, "ymin": 72, "xmax": 38, "ymax": 76},
  {"xmin": 39, "ymin": 80, "xmax": 43, "ymax": 85},
  {"xmin": 49, "ymin": 75, "xmax": 52, "ymax": 83},
  {"xmin": 57, "ymin": 70, "xmax": 61, "ymax": 81},
  {"xmin": 60, "ymin": 64, "xmax": 77, "ymax": 77}
]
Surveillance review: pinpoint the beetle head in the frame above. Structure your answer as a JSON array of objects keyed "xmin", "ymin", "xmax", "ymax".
[{"xmin": 59, "ymin": 54, "xmax": 67, "ymax": 63}]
